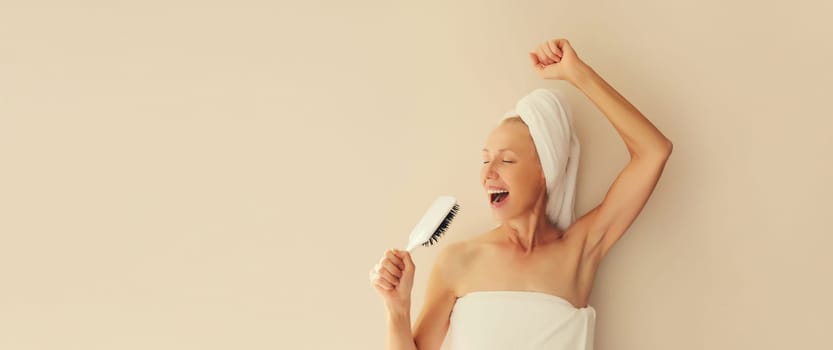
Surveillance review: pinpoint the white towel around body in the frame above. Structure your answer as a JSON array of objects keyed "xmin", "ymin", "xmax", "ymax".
[{"xmin": 440, "ymin": 290, "xmax": 596, "ymax": 350}]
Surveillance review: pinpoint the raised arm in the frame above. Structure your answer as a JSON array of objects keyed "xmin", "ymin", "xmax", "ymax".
[
  {"xmin": 530, "ymin": 38, "xmax": 673, "ymax": 259},
  {"xmin": 572, "ymin": 62, "xmax": 672, "ymax": 258}
]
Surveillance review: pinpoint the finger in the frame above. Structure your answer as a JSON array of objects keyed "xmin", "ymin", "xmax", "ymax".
[
  {"xmin": 399, "ymin": 250, "xmax": 416, "ymax": 273},
  {"xmin": 541, "ymin": 43, "xmax": 559, "ymax": 63},
  {"xmin": 555, "ymin": 39, "xmax": 572, "ymax": 55},
  {"xmin": 377, "ymin": 255, "xmax": 397, "ymax": 272},
  {"xmin": 385, "ymin": 249, "xmax": 403, "ymax": 265},
  {"xmin": 535, "ymin": 47, "xmax": 554, "ymax": 65},
  {"xmin": 374, "ymin": 277, "xmax": 394, "ymax": 290},
  {"xmin": 377, "ymin": 266, "xmax": 400, "ymax": 286},
  {"xmin": 381, "ymin": 259, "xmax": 403, "ymax": 278},
  {"xmin": 374, "ymin": 280, "xmax": 393, "ymax": 291},
  {"xmin": 529, "ymin": 52, "xmax": 544, "ymax": 70},
  {"xmin": 370, "ymin": 265, "xmax": 398, "ymax": 287},
  {"xmin": 385, "ymin": 250, "xmax": 405, "ymax": 270},
  {"xmin": 391, "ymin": 249, "xmax": 411, "ymax": 263},
  {"xmin": 547, "ymin": 40, "xmax": 563, "ymax": 59},
  {"xmin": 396, "ymin": 250, "xmax": 414, "ymax": 269}
]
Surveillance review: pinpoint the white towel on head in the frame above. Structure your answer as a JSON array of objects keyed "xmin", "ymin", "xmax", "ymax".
[{"xmin": 499, "ymin": 88, "xmax": 580, "ymax": 231}]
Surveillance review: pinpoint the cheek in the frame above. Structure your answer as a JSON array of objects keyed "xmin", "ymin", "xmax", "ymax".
[
  {"xmin": 515, "ymin": 164, "xmax": 537, "ymax": 180},
  {"xmin": 510, "ymin": 167, "xmax": 543, "ymax": 195}
]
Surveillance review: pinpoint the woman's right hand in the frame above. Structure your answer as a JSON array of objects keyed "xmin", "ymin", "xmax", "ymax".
[{"xmin": 369, "ymin": 248, "xmax": 415, "ymax": 315}]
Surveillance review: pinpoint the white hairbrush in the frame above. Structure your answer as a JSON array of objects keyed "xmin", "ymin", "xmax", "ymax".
[{"xmin": 405, "ymin": 196, "xmax": 460, "ymax": 251}]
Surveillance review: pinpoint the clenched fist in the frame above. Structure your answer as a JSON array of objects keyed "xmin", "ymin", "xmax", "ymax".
[
  {"xmin": 528, "ymin": 38, "xmax": 588, "ymax": 84},
  {"xmin": 369, "ymin": 249, "xmax": 415, "ymax": 315}
]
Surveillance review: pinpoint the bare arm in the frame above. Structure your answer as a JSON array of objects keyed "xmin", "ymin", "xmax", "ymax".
[
  {"xmin": 570, "ymin": 63, "xmax": 673, "ymax": 258},
  {"xmin": 572, "ymin": 63, "xmax": 672, "ymax": 158},
  {"xmin": 386, "ymin": 311, "xmax": 417, "ymax": 350}
]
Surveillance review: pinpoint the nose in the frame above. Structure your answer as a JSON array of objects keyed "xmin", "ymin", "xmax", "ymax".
[{"xmin": 484, "ymin": 161, "xmax": 499, "ymax": 179}]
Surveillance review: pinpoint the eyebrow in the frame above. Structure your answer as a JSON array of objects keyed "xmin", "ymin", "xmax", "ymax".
[{"xmin": 482, "ymin": 148, "xmax": 513, "ymax": 152}]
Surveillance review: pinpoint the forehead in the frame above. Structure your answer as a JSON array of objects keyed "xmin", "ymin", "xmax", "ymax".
[{"xmin": 483, "ymin": 121, "xmax": 535, "ymax": 153}]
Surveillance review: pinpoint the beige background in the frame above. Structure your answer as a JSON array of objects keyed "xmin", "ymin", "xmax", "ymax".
[{"xmin": 1, "ymin": 1, "xmax": 831, "ymax": 349}]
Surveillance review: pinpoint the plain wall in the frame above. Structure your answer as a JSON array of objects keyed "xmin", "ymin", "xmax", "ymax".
[{"xmin": 1, "ymin": 1, "xmax": 831, "ymax": 349}]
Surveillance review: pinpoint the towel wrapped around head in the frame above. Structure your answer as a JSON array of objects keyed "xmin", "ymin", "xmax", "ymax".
[{"xmin": 499, "ymin": 88, "xmax": 580, "ymax": 232}]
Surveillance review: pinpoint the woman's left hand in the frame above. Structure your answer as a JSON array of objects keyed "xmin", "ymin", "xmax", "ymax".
[{"xmin": 528, "ymin": 38, "xmax": 587, "ymax": 84}]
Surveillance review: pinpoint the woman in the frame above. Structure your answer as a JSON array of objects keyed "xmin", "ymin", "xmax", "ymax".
[{"xmin": 368, "ymin": 37, "xmax": 673, "ymax": 350}]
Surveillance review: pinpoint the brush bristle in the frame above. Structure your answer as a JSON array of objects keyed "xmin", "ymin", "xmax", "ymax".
[{"xmin": 422, "ymin": 203, "xmax": 459, "ymax": 247}]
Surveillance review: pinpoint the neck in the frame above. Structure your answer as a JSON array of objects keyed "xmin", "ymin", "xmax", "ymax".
[{"xmin": 499, "ymin": 210, "xmax": 562, "ymax": 254}]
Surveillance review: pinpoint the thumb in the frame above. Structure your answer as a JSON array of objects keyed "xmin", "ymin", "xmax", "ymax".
[
  {"xmin": 557, "ymin": 39, "xmax": 574, "ymax": 55},
  {"xmin": 395, "ymin": 249, "xmax": 415, "ymax": 270}
]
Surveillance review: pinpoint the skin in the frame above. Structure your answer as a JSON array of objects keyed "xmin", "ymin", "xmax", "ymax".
[{"xmin": 369, "ymin": 38, "xmax": 674, "ymax": 350}]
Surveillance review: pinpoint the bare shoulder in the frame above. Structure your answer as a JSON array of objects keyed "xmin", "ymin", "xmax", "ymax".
[
  {"xmin": 442, "ymin": 229, "xmax": 499, "ymax": 267},
  {"xmin": 429, "ymin": 238, "xmax": 479, "ymax": 295}
]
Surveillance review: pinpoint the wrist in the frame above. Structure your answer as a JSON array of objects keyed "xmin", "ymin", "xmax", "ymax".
[
  {"xmin": 387, "ymin": 298, "xmax": 411, "ymax": 315},
  {"xmin": 569, "ymin": 62, "xmax": 597, "ymax": 89},
  {"xmin": 386, "ymin": 308, "xmax": 411, "ymax": 323}
]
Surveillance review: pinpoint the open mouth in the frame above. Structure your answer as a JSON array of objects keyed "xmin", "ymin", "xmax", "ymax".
[{"xmin": 490, "ymin": 191, "xmax": 510, "ymax": 204}]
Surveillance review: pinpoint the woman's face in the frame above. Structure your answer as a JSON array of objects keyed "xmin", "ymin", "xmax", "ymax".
[{"xmin": 480, "ymin": 119, "xmax": 546, "ymax": 220}]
